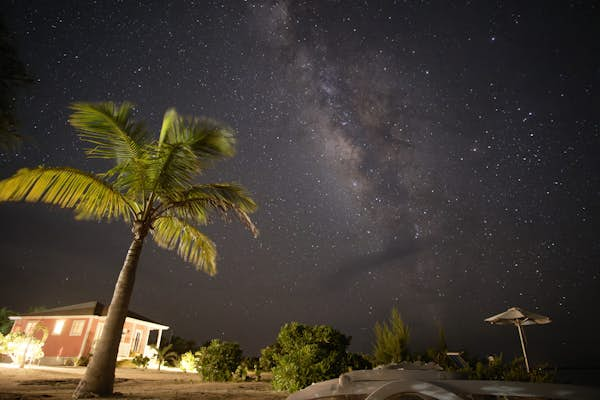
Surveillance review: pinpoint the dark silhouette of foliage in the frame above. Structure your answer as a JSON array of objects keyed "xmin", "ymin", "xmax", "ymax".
[
  {"xmin": 423, "ymin": 326, "xmax": 449, "ymax": 367},
  {"xmin": 346, "ymin": 352, "xmax": 372, "ymax": 371},
  {"xmin": 166, "ymin": 335, "xmax": 199, "ymax": 354},
  {"xmin": 0, "ymin": 18, "xmax": 33, "ymax": 152},
  {"xmin": 0, "ymin": 307, "xmax": 15, "ymax": 334},
  {"xmin": 458, "ymin": 353, "xmax": 556, "ymax": 383}
]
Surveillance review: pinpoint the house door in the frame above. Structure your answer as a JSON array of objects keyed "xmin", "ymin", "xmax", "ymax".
[{"xmin": 132, "ymin": 330, "xmax": 142, "ymax": 354}]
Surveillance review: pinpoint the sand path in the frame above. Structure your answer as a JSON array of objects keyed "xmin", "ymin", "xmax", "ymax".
[{"xmin": 0, "ymin": 364, "xmax": 288, "ymax": 399}]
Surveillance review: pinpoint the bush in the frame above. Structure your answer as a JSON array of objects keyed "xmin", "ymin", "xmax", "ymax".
[
  {"xmin": 270, "ymin": 322, "xmax": 351, "ymax": 392},
  {"xmin": 132, "ymin": 354, "xmax": 150, "ymax": 369},
  {"xmin": 233, "ymin": 364, "xmax": 248, "ymax": 381},
  {"xmin": 179, "ymin": 351, "xmax": 199, "ymax": 373},
  {"xmin": 75, "ymin": 355, "xmax": 91, "ymax": 366},
  {"xmin": 196, "ymin": 339, "xmax": 242, "ymax": 381}
]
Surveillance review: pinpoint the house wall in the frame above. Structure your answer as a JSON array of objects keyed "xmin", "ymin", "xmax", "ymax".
[
  {"xmin": 11, "ymin": 317, "xmax": 93, "ymax": 363},
  {"xmin": 10, "ymin": 316, "xmax": 162, "ymax": 365},
  {"xmin": 82, "ymin": 318, "xmax": 101, "ymax": 356},
  {"xmin": 118, "ymin": 320, "xmax": 150, "ymax": 357}
]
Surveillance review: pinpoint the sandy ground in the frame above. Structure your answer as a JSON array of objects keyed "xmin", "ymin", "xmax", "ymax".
[{"xmin": 0, "ymin": 363, "xmax": 289, "ymax": 399}]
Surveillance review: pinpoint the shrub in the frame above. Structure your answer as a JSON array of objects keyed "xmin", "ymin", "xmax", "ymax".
[
  {"xmin": 75, "ymin": 354, "xmax": 91, "ymax": 366},
  {"xmin": 233, "ymin": 364, "xmax": 248, "ymax": 381},
  {"xmin": 196, "ymin": 339, "xmax": 242, "ymax": 381},
  {"xmin": 132, "ymin": 354, "xmax": 150, "ymax": 369},
  {"xmin": 243, "ymin": 356, "xmax": 261, "ymax": 381},
  {"xmin": 271, "ymin": 322, "xmax": 351, "ymax": 392},
  {"xmin": 179, "ymin": 351, "xmax": 199, "ymax": 373}
]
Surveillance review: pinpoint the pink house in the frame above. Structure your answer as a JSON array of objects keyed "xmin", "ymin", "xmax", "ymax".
[{"xmin": 9, "ymin": 301, "xmax": 169, "ymax": 365}]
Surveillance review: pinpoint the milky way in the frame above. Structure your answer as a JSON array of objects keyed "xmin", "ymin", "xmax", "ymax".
[{"xmin": 1, "ymin": 1, "xmax": 598, "ymax": 367}]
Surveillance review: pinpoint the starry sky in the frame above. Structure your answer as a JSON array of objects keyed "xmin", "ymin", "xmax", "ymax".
[{"xmin": 1, "ymin": 1, "xmax": 598, "ymax": 367}]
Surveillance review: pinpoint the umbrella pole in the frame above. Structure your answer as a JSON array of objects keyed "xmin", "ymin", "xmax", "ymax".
[{"xmin": 515, "ymin": 321, "xmax": 530, "ymax": 373}]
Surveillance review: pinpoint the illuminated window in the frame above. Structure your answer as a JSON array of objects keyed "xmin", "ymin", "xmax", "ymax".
[
  {"xmin": 53, "ymin": 320, "xmax": 65, "ymax": 335},
  {"xmin": 70, "ymin": 320, "xmax": 86, "ymax": 336}
]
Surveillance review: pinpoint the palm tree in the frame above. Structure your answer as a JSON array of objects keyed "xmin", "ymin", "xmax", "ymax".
[
  {"xmin": 0, "ymin": 102, "xmax": 257, "ymax": 397},
  {"xmin": 149, "ymin": 343, "xmax": 178, "ymax": 371}
]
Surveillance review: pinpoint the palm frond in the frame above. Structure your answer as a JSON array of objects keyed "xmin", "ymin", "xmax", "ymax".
[
  {"xmin": 161, "ymin": 183, "xmax": 258, "ymax": 236},
  {"xmin": 0, "ymin": 167, "xmax": 135, "ymax": 221},
  {"xmin": 163, "ymin": 114, "xmax": 236, "ymax": 160},
  {"xmin": 147, "ymin": 113, "xmax": 237, "ymax": 197},
  {"xmin": 69, "ymin": 102, "xmax": 147, "ymax": 162},
  {"xmin": 159, "ymin": 108, "xmax": 177, "ymax": 147},
  {"xmin": 146, "ymin": 142, "xmax": 200, "ymax": 195},
  {"xmin": 151, "ymin": 217, "xmax": 217, "ymax": 275},
  {"xmin": 99, "ymin": 158, "xmax": 151, "ymax": 200},
  {"xmin": 160, "ymin": 197, "xmax": 209, "ymax": 225}
]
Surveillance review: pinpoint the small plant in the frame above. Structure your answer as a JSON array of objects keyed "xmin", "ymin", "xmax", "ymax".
[
  {"xmin": 179, "ymin": 351, "xmax": 199, "ymax": 373},
  {"xmin": 75, "ymin": 354, "xmax": 91, "ymax": 367},
  {"xmin": 63, "ymin": 358, "xmax": 76, "ymax": 367},
  {"xmin": 233, "ymin": 364, "xmax": 248, "ymax": 381},
  {"xmin": 132, "ymin": 353, "xmax": 150, "ymax": 369},
  {"xmin": 149, "ymin": 343, "xmax": 178, "ymax": 371},
  {"xmin": 254, "ymin": 364, "xmax": 262, "ymax": 381}
]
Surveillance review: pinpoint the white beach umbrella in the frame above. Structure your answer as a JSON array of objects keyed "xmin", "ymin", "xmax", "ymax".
[{"xmin": 484, "ymin": 307, "xmax": 551, "ymax": 373}]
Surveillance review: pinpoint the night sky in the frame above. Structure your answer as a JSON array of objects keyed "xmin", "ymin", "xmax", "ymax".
[{"xmin": 1, "ymin": 1, "xmax": 599, "ymax": 367}]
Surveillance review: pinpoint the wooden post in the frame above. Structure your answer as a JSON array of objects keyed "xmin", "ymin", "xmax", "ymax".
[{"xmin": 515, "ymin": 321, "xmax": 530, "ymax": 373}]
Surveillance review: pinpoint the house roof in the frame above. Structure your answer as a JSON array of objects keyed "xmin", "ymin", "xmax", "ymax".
[{"xmin": 16, "ymin": 301, "xmax": 168, "ymax": 328}]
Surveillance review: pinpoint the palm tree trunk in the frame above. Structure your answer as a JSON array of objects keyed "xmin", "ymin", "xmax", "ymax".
[{"xmin": 73, "ymin": 229, "xmax": 147, "ymax": 398}]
